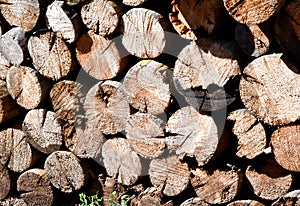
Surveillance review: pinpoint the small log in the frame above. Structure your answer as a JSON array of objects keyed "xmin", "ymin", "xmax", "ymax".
[
  {"xmin": 245, "ymin": 155, "xmax": 293, "ymax": 200},
  {"xmin": 81, "ymin": 0, "xmax": 122, "ymax": 36},
  {"xmin": 0, "ymin": 167, "xmax": 10, "ymax": 200},
  {"xmin": 166, "ymin": 106, "xmax": 219, "ymax": 166},
  {"xmin": 0, "ymin": 129, "xmax": 12, "ymax": 166},
  {"xmin": 6, "ymin": 65, "xmax": 51, "ymax": 110},
  {"xmin": 131, "ymin": 187, "xmax": 163, "ymax": 206},
  {"xmin": 28, "ymin": 31, "xmax": 75, "ymax": 81},
  {"xmin": 121, "ymin": 8, "xmax": 166, "ymax": 58},
  {"xmin": 228, "ymin": 200, "xmax": 265, "ymax": 206},
  {"xmin": 125, "ymin": 112, "xmax": 165, "ymax": 159},
  {"xmin": 123, "ymin": 60, "xmax": 171, "ymax": 115},
  {"xmin": 0, "ymin": 198, "xmax": 27, "ymax": 206},
  {"xmin": 44, "ymin": 151, "xmax": 86, "ymax": 193},
  {"xmin": 180, "ymin": 197, "xmax": 210, "ymax": 206},
  {"xmin": 22, "ymin": 109, "xmax": 63, "ymax": 154},
  {"xmin": 191, "ymin": 167, "xmax": 243, "ymax": 204},
  {"xmin": 272, "ymin": 190, "xmax": 300, "ymax": 206},
  {"xmin": 17, "ymin": 169, "xmax": 54, "ymax": 206},
  {"xmin": 227, "ymin": 109, "xmax": 266, "ymax": 159},
  {"xmin": 271, "ymin": 124, "xmax": 300, "ymax": 172},
  {"xmin": 102, "ymin": 138, "xmax": 142, "ymax": 186},
  {"xmin": 84, "ymin": 80, "xmax": 130, "ymax": 135},
  {"xmin": 76, "ymin": 30, "xmax": 127, "ymax": 80},
  {"xmin": 46, "ymin": 1, "xmax": 82, "ymax": 43},
  {"xmin": 239, "ymin": 53, "xmax": 300, "ymax": 125},
  {"xmin": 0, "ymin": 0, "xmax": 40, "ymax": 32},
  {"xmin": 122, "ymin": 0, "xmax": 148, "ymax": 6},
  {"xmin": 223, "ymin": 0, "xmax": 286, "ymax": 24}
]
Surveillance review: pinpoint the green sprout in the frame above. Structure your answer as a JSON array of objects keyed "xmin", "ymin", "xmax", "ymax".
[{"xmin": 79, "ymin": 191, "xmax": 131, "ymax": 206}]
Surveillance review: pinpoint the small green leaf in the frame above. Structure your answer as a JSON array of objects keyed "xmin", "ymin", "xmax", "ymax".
[{"xmin": 109, "ymin": 191, "xmax": 117, "ymax": 200}]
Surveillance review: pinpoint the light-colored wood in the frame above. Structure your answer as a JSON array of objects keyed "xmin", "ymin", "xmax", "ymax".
[
  {"xmin": 123, "ymin": 60, "xmax": 171, "ymax": 115},
  {"xmin": 0, "ymin": 129, "xmax": 13, "ymax": 167},
  {"xmin": 0, "ymin": 167, "xmax": 10, "ymax": 200},
  {"xmin": 121, "ymin": 8, "xmax": 166, "ymax": 58},
  {"xmin": 122, "ymin": 0, "xmax": 148, "ymax": 6},
  {"xmin": 0, "ymin": 198, "xmax": 27, "ymax": 206},
  {"xmin": 180, "ymin": 197, "xmax": 210, "ymax": 206},
  {"xmin": 272, "ymin": 190, "xmax": 300, "ymax": 206},
  {"xmin": 228, "ymin": 200, "xmax": 266, "ymax": 206},
  {"xmin": 239, "ymin": 53, "xmax": 300, "ymax": 125},
  {"xmin": 102, "ymin": 138, "xmax": 142, "ymax": 186}
]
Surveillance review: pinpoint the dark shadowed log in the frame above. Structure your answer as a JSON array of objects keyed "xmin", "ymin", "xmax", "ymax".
[
  {"xmin": 245, "ymin": 155, "xmax": 293, "ymax": 200},
  {"xmin": 65, "ymin": 0, "xmax": 86, "ymax": 6},
  {"xmin": 227, "ymin": 109, "xmax": 266, "ymax": 159},
  {"xmin": 149, "ymin": 156, "xmax": 190, "ymax": 196},
  {"xmin": 223, "ymin": 0, "xmax": 286, "ymax": 24},
  {"xmin": 228, "ymin": 200, "xmax": 265, "ymax": 206},
  {"xmin": 271, "ymin": 124, "xmax": 300, "ymax": 172},
  {"xmin": 191, "ymin": 167, "xmax": 243, "ymax": 204},
  {"xmin": 180, "ymin": 197, "xmax": 210, "ymax": 206},
  {"xmin": 125, "ymin": 112, "xmax": 165, "ymax": 159},
  {"xmin": 81, "ymin": 0, "xmax": 123, "ymax": 36},
  {"xmin": 130, "ymin": 187, "xmax": 163, "ymax": 206},
  {"xmin": 239, "ymin": 54, "xmax": 300, "ymax": 125},
  {"xmin": 17, "ymin": 169, "xmax": 54, "ymax": 206},
  {"xmin": 28, "ymin": 31, "xmax": 75, "ymax": 81},
  {"xmin": 76, "ymin": 30, "xmax": 127, "ymax": 80},
  {"xmin": 6, "ymin": 65, "xmax": 51, "ymax": 110},
  {"xmin": 123, "ymin": 60, "xmax": 171, "ymax": 115},
  {"xmin": 121, "ymin": 8, "xmax": 167, "ymax": 58},
  {"xmin": 44, "ymin": 151, "xmax": 87, "ymax": 193},
  {"xmin": 22, "ymin": 109, "xmax": 63, "ymax": 154},
  {"xmin": 0, "ymin": 198, "xmax": 27, "ymax": 206},
  {"xmin": 102, "ymin": 138, "xmax": 142, "ymax": 186},
  {"xmin": 272, "ymin": 190, "xmax": 300, "ymax": 206},
  {"xmin": 0, "ymin": 167, "xmax": 10, "ymax": 200},
  {"xmin": 122, "ymin": 0, "xmax": 148, "ymax": 6},
  {"xmin": 84, "ymin": 80, "xmax": 130, "ymax": 135}
]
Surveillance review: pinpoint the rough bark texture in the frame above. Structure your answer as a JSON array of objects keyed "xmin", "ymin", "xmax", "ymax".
[
  {"xmin": 271, "ymin": 124, "xmax": 300, "ymax": 172},
  {"xmin": 228, "ymin": 200, "xmax": 266, "ymax": 206},
  {"xmin": 0, "ymin": 167, "xmax": 10, "ymax": 200},
  {"xmin": 0, "ymin": 198, "xmax": 27, "ymax": 206},
  {"xmin": 123, "ymin": 60, "xmax": 171, "ymax": 115},
  {"xmin": 272, "ymin": 190, "xmax": 300, "ymax": 206},
  {"xmin": 180, "ymin": 197, "xmax": 210, "ymax": 206},
  {"xmin": 122, "ymin": 0, "xmax": 148, "ymax": 6},
  {"xmin": 239, "ymin": 53, "xmax": 300, "ymax": 125}
]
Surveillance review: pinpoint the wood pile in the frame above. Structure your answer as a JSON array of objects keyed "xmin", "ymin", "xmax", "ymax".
[{"xmin": 0, "ymin": 0, "xmax": 299, "ymax": 205}]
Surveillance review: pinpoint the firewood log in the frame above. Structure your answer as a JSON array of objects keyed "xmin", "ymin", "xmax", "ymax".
[
  {"xmin": 239, "ymin": 53, "xmax": 300, "ymax": 125},
  {"xmin": 191, "ymin": 167, "xmax": 243, "ymax": 204},
  {"xmin": 123, "ymin": 60, "xmax": 171, "ymax": 115},
  {"xmin": 272, "ymin": 190, "xmax": 300, "ymax": 206},
  {"xmin": 76, "ymin": 30, "xmax": 127, "ymax": 80},
  {"xmin": 65, "ymin": 0, "xmax": 86, "ymax": 6},
  {"xmin": 84, "ymin": 80, "xmax": 130, "ymax": 135},
  {"xmin": 149, "ymin": 156, "xmax": 190, "ymax": 196},
  {"xmin": 131, "ymin": 187, "xmax": 164, "ymax": 206},
  {"xmin": 102, "ymin": 138, "xmax": 142, "ymax": 186},
  {"xmin": 17, "ymin": 169, "xmax": 54, "ymax": 206},
  {"xmin": 22, "ymin": 109, "xmax": 63, "ymax": 154},
  {"xmin": 122, "ymin": 0, "xmax": 148, "ymax": 6},
  {"xmin": 0, "ymin": 167, "xmax": 10, "ymax": 200},
  {"xmin": 6, "ymin": 65, "xmax": 51, "ymax": 110},
  {"xmin": 223, "ymin": 0, "xmax": 286, "ymax": 24},
  {"xmin": 81, "ymin": 0, "xmax": 123, "ymax": 36},
  {"xmin": 271, "ymin": 124, "xmax": 300, "ymax": 172},
  {"xmin": 0, "ymin": 198, "xmax": 27, "ymax": 206},
  {"xmin": 227, "ymin": 109, "xmax": 266, "ymax": 159},
  {"xmin": 44, "ymin": 151, "xmax": 87, "ymax": 193},
  {"xmin": 121, "ymin": 8, "xmax": 167, "ymax": 58},
  {"xmin": 180, "ymin": 197, "xmax": 210, "ymax": 206},
  {"xmin": 228, "ymin": 200, "xmax": 265, "ymax": 206},
  {"xmin": 245, "ymin": 155, "xmax": 293, "ymax": 200},
  {"xmin": 125, "ymin": 112, "xmax": 165, "ymax": 159},
  {"xmin": 0, "ymin": 0, "xmax": 40, "ymax": 32},
  {"xmin": 28, "ymin": 31, "xmax": 75, "ymax": 81}
]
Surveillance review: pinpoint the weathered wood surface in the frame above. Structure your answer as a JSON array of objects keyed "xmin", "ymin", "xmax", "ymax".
[
  {"xmin": 180, "ymin": 197, "xmax": 210, "ymax": 206},
  {"xmin": 122, "ymin": 0, "xmax": 148, "ymax": 6},
  {"xmin": 0, "ymin": 198, "xmax": 27, "ymax": 206},
  {"xmin": 228, "ymin": 200, "xmax": 265, "ymax": 206},
  {"xmin": 0, "ymin": 167, "xmax": 10, "ymax": 200},
  {"xmin": 272, "ymin": 190, "xmax": 300, "ymax": 206}
]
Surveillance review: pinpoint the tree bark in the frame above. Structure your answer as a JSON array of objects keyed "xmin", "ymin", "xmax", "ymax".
[
  {"xmin": 0, "ymin": 198, "xmax": 27, "ymax": 206},
  {"xmin": 44, "ymin": 151, "xmax": 87, "ymax": 193},
  {"xmin": 239, "ymin": 53, "xmax": 300, "ymax": 125},
  {"xmin": 149, "ymin": 156, "xmax": 190, "ymax": 196},
  {"xmin": 228, "ymin": 200, "xmax": 266, "ymax": 206},
  {"xmin": 272, "ymin": 190, "xmax": 300, "ymax": 206},
  {"xmin": 123, "ymin": 60, "xmax": 171, "ymax": 115},
  {"xmin": 17, "ymin": 168, "xmax": 54, "ymax": 206},
  {"xmin": 0, "ymin": 167, "xmax": 10, "ymax": 200}
]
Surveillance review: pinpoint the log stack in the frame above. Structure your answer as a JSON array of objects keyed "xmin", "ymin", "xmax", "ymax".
[{"xmin": 0, "ymin": 0, "xmax": 299, "ymax": 205}]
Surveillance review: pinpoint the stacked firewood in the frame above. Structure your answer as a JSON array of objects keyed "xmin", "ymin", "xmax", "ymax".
[{"xmin": 0, "ymin": 0, "xmax": 300, "ymax": 205}]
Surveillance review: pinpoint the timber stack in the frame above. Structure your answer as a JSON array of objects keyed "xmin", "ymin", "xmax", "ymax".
[{"xmin": 0, "ymin": 0, "xmax": 299, "ymax": 205}]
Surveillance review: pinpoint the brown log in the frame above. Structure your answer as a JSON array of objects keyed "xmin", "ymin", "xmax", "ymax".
[
  {"xmin": 169, "ymin": 0, "xmax": 230, "ymax": 40},
  {"xmin": 22, "ymin": 109, "xmax": 63, "ymax": 154},
  {"xmin": 0, "ymin": 129, "xmax": 12, "ymax": 166},
  {"xmin": 228, "ymin": 200, "xmax": 265, "ymax": 206},
  {"xmin": 123, "ymin": 60, "xmax": 171, "ymax": 115},
  {"xmin": 271, "ymin": 124, "xmax": 300, "ymax": 172},
  {"xmin": 44, "ymin": 151, "xmax": 87, "ymax": 193},
  {"xmin": 76, "ymin": 30, "xmax": 127, "ymax": 80},
  {"xmin": 46, "ymin": 1, "xmax": 82, "ymax": 43},
  {"xmin": 245, "ymin": 155, "xmax": 293, "ymax": 200},
  {"xmin": 121, "ymin": 8, "xmax": 166, "ymax": 58},
  {"xmin": 0, "ymin": 64, "xmax": 10, "ymax": 80},
  {"xmin": 227, "ymin": 109, "xmax": 266, "ymax": 159},
  {"xmin": 6, "ymin": 65, "xmax": 51, "ymax": 110},
  {"xmin": 131, "ymin": 187, "xmax": 164, "ymax": 206},
  {"xmin": 0, "ymin": 167, "xmax": 10, "ymax": 200},
  {"xmin": 0, "ymin": 198, "xmax": 27, "ymax": 206},
  {"xmin": 166, "ymin": 106, "xmax": 219, "ymax": 166},
  {"xmin": 84, "ymin": 80, "xmax": 130, "ymax": 135},
  {"xmin": 149, "ymin": 156, "xmax": 190, "ymax": 196},
  {"xmin": 191, "ymin": 167, "xmax": 242, "ymax": 204},
  {"xmin": 272, "ymin": 190, "xmax": 300, "ymax": 206},
  {"xmin": 122, "ymin": 0, "xmax": 148, "ymax": 6},
  {"xmin": 0, "ymin": 0, "xmax": 40, "ymax": 32},
  {"xmin": 125, "ymin": 112, "xmax": 165, "ymax": 159},
  {"xmin": 28, "ymin": 31, "xmax": 75, "ymax": 81},
  {"xmin": 17, "ymin": 168, "xmax": 54, "ymax": 206},
  {"xmin": 180, "ymin": 197, "xmax": 210, "ymax": 206},
  {"xmin": 223, "ymin": 0, "xmax": 286, "ymax": 24},
  {"xmin": 102, "ymin": 138, "xmax": 142, "ymax": 186},
  {"xmin": 239, "ymin": 53, "xmax": 300, "ymax": 125},
  {"xmin": 274, "ymin": 0, "xmax": 300, "ymax": 61},
  {"xmin": 81, "ymin": 0, "xmax": 122, "ymax": 36}
]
